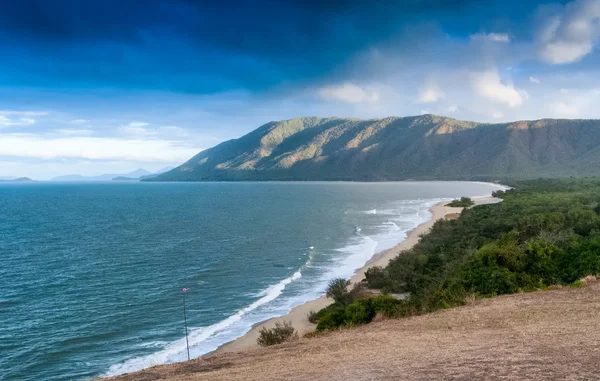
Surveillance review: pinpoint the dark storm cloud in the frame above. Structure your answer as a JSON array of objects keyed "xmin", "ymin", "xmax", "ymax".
[{"xmin": 0, "ymin": 0, "xmax": 544, "ymax": 93}]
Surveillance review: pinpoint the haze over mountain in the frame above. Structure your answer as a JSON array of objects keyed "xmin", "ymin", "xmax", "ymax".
[
  {"xmin": 113, "ymin": 167, "xmax": 175, "ymax": 181},
  {"xmin": 151, "ymin": 115, "xmax": 600, "ymax": 182},
  {"xmin": 52, "ymin": 169, "xmax": 152, "ymax": 182},
  {"xmin": 0, "ymin": 177, "xmax": 33, "ymax": 182}
]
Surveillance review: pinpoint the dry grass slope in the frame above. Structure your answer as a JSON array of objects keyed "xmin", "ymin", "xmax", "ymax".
[{"xmin": 105, "ymin": 280, "xmax": 600, "ymax": 381}]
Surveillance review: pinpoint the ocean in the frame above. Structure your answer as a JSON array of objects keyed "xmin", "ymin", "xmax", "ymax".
[{"xmin": 0, "ymin": 181, "xmax": 504, "ymax": 381}]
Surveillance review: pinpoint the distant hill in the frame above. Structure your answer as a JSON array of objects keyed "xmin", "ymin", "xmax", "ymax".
[
  {"xmin": 112, "ymin": 167, "xmax": 175, "ymax": 181},
  {"xmin": 149, "ymin": 115, "xmax": 600, "ymax": 181},
  {"xmin": 0, "ymin": 177, "xmax": 33, "ymax": 182},
  {"xmin": 52, "ymin": 169, "xmax": 152, "ymax": 182}
]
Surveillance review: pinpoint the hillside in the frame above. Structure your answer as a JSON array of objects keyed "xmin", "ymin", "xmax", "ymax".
[
  {"xmin": 151, "ymin": 115, "xmax": 600, "ymax": 181},
  {"xmin": 105, "ymin": 280, "xmax": 600, "ymax": 381}
]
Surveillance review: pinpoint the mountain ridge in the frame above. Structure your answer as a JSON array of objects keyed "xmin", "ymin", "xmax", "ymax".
[
  {"xmin": 150, "ymin": 115, "xmax": 600, "ymax": 181},
  {"xmin": 52, "ymin": 169, "xmax": 152, "ymax": 182}
]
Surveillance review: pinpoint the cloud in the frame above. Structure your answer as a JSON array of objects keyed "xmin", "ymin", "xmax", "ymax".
[
  {"xmin": 0, "ymin": 116, "xmax": 36, "ymax": 127},
  {"xmin": 54, "ymin": 129, "xmax": 94, "ymax": 136},
  {"xmin": 470, "ymin": 32, "xmax": 510, "ymax": 42},
  {"xmin": 70, "ymin": 119, "xmax": 89, "ymax": 125},
  {"xmin": 158, "ymin": 126, "xmax": 189, "ymax": 137},
  {"xmin": 0, "ymin": 110, "xmax": 48, "ymax": 116},
  {"xmin": 418, "ymin": 81, "xmax": 445, "ymax": 103},
  {"xmin": 0, "ymin": 134, "xmax": 202, "ymax": 163},
  {"xmin": 446, "ymin": 105, "xmax": 459, "ymax": 113},
  {"xmin": 470, "ymin": 70, "xmax": 528, "ymax": 107},
  {"xmin": 551, "ymin": 101, "xmax": 581, "ymax": 117},
  {"xmin": 536, "ymin": 0, "xmax": 600, "ymax": 64},
  {"xmin": 0, "ymin": 110, "xmax": 47, "ymax": 127},
  {"xmin": 119, "ymin": 121, "xmax": 152, "ymax": 136},
  {"xmin": 318, "ymin": 82, "xmax": 379, "ymax": 104},
  {"xmin": 128, "ymin": 121, "xmax": 149, "ymax": 127},
  {"xmin": 491, "ymin": 111, "xmax": 504, "ymax": 119},
  {"xmin": 529, "ymin": 76, "xmax": 541, "ymax": 84}
]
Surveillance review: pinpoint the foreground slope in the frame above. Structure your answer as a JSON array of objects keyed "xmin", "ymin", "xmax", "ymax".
[
  {"xmin": 152, "ymin": 115, "xmax": 600, "ymax": 181},
  {"xmin": 106, "ymin": 281, "xmax": 600, "ymax": 381}
]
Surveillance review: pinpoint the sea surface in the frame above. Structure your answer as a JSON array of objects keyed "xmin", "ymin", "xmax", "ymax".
[{"xmin": 0, "ymin": 181, "xmax": 504, "ymax": 381}]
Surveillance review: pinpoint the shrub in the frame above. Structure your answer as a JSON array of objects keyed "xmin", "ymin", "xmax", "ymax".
[
  {"xmin": 370, "ymin": 295, "xmax": 407, "ymax": 318},
  {"xmin": 365, "ymin": 266, "xmax": 392, "ymax": 289},
  {"xmin": 316, "ymin": 307, "xmax": 346, "ymax": 331},
  {"xmin": 344, "ymin": 299, "xmax": 375, "ymax": 326},
  {"xmin": 257, "ymin": 321, "xmax": 298, "ymax": 346},
  {"xmin": 307, "ymin": 310, "xmax": 318, "ymax": 324},
  {"xmin": 326, "ymin": 278, "xmax": 353, "ymax": 306},
  {"xmin": 447, "ymin": 197, "xmax": 475, "ymax": 208}
]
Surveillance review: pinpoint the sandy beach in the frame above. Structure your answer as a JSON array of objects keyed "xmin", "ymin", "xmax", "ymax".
[{"xmin": 216, "ymin": 196, "xmax": 499, "ymax": 354}]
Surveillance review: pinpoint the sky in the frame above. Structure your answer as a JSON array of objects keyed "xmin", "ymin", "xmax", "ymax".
[{"xmin": 2, "ymin": 0, "xmax": 600, "ymax": 179}]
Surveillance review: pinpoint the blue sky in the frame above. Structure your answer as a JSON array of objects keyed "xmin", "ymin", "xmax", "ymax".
[{"xmin": 2, "ymin": 0, "xmax": 600, "ymax": 179}]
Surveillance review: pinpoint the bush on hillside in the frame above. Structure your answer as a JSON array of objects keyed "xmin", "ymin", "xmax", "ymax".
[
  {"xmin": 316, "ymin": 295, "xmax": 410, "ymax": 331},
  {"xmin": 257, "ymin": 321, "xmax": 298, "ymax": 346},
  {"xmin": 364, "ymin": 266, "xmax": 393, "ymax": 290},
  {"xmin": 326, "ymin": 278, "xmax": 353, "ymax": 306}
]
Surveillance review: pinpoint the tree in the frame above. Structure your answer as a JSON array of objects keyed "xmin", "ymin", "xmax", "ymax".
[{"xmin": 326, "ymin": 278, "xmax": 352, "ymax": 306}]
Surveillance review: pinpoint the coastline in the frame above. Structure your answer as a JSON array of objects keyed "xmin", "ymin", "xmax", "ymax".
[{"xmin": 215, "ymin": 195, "xmax": 499, "ymax": 354}]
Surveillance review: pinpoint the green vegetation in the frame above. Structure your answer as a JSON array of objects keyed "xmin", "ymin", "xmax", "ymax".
[
  {"xmin": 314, "ymin": 178, "xmax": 600, "ymax": 331},
  {"xmin": 447, "ymin": 197, "xmax": 474, "ymax": 207},
  {"xmin": 310, "ymin": 277, "xmax": 413, "ymax": 331},
  {"xmin": 366, "ymin": 178, "xmax": 600, "ymax": 312},
  {"xmin": 257, "ymin": 321, "xmax": 298, "ymax": 346},
  {"xmin": 150, "ymin": 116, "xmax": 600, "ymax": 182}
]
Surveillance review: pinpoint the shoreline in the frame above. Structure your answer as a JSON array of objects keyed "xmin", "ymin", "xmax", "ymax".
[{"xmin": 214, "ymin": 195, "xmax": 500, "ymax": 354}]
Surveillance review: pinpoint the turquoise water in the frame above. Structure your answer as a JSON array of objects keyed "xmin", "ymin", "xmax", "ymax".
[{"xmin": 0, "ymin": 181, "xmax": 503, "ymax": 381}]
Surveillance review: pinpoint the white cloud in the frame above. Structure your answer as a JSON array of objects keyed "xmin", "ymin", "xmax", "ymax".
[
  {"xmin": 119, "ymin": 122, "xmax": 153, "ymax": 136},
  {"xmin": 537, "ymin": 0, "xmax": 600, "ymax": 64},
  {"xmin": 318, "ymin": 82, "xmax": 379, "ymax": 104},
  {"xmin": 470, "ymin": 70, "xmax": 528, "ymax": 107},
  {"xmin": 0, "ymin": 110, "xmax": 50, "ymax": 128},
  {"xmin": 0, "ymin": 110, "xmax": 48, "ymax": 116},
  {"xmin": 128, "ymin": 121, "xmax": 149, "ymax": 128},
  {"xmin": 70, "ymin": 119, "xmax": 89, "ymax": 125},
  {"xmin": 158, "ymin": 126, "xmax": 190, "ymax": 137},
  {"xmin": 418, "ymin": 81, "xmax": 445, "ymax": 103},
  {"xmin": 54, "ymin": 129, "xmax": 94, "ymax": 136},
  {"xmin": 530, "ymin": 76, "xmax": 541, "ymax": 84},
  {"xmin": 552, "ymin": 101, "xmax": 581, "ymax": 117},
  {"xmin": 0, "ymin": 134, "xmax": 201, "ymax": 163},
  {"xmin": 419, "ymin": 109, "xmax": 431, "ymax": 114},
  {"xmin": 470, "ymin": 32, "xmax": 511, "ymax": 42},
  {"xmin": 491, "ymin": 111, "xmax": 504, "ymax": 119},
  {"xmin": 0, "ymin": 115, "xmax": 36, "ymax": 127},
  {"xmin": 446, "ymin": 105, "xmax": 459, "ymax": 113}
]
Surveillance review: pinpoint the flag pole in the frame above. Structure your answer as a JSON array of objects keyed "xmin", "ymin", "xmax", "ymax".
[{"xmin": 182, "ymin": 288, "xmax": 190, "ymax": 361}]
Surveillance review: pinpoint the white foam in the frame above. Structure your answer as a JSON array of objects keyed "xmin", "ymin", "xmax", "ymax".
[{"xmin": 103, "ymin": 268, "xmax": 303, "ymax": 377}]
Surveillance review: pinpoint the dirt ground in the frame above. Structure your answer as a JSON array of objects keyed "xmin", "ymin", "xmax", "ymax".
[{"xmin": 104, "ymin": 281, "xmax": 600, "ymax": 381}]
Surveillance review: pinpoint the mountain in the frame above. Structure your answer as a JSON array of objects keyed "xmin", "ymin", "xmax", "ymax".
[
  {"xmin": 52, "ymin": 169, "xmax": 152, "ymax": 182},
  {"xmin": 149, "ymin": 115, "xmax": 600, "ymax": 182},
  {"xmin": 112, "ymin": 167, "xmax": 175, "ymax": 181},
  {"xmin": 138, "ymin": 166, "xmax": 175, "ymax": 180},
  {"xmin": 0, "ymin": 177, "xmax": 33, "ymax": 182}
]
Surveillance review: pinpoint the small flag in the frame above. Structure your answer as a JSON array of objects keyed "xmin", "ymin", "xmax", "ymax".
[{"xmin": 182, "ymin": 288, "xmax": 190, "ymax": 292}]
